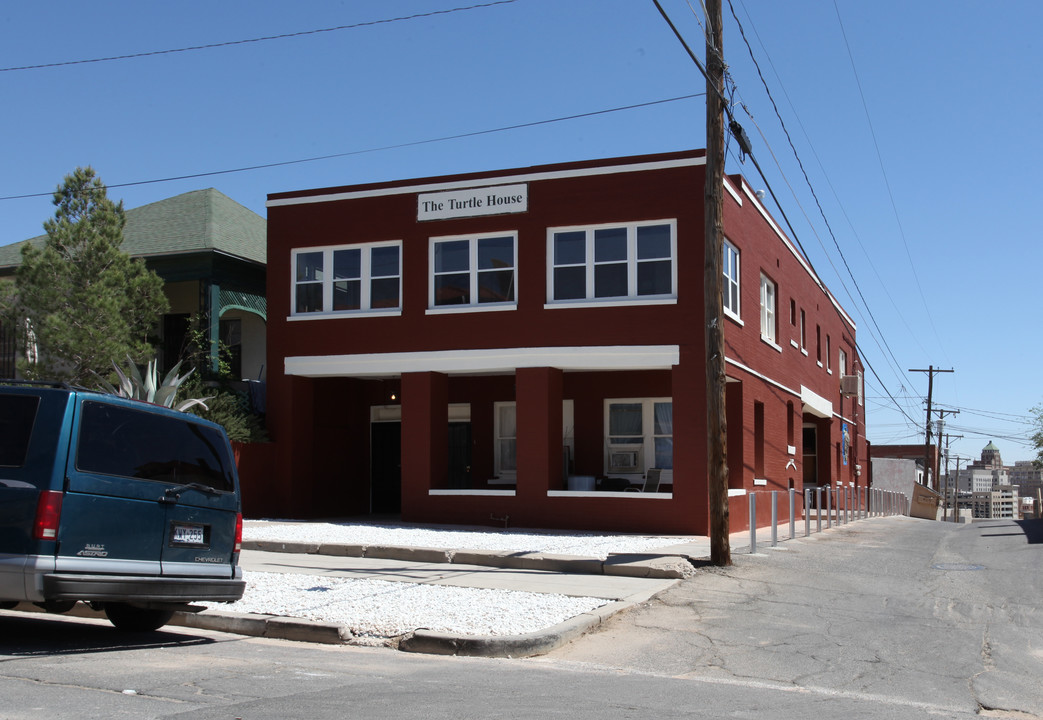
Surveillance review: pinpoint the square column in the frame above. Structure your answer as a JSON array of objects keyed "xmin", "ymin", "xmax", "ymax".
[
  {"xmin": 672, "ymin": 348, "xmax": 709, "ymax": 533},
  {"xmin": 401, "ymin": 372, "xmax": 448, "ymax": 513},
  {"xmin": 516, "ymin": 367, "xmax": 564, "ymax": 497}
]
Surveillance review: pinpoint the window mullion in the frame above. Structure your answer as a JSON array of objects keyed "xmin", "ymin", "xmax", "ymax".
[
  {"xmin": 322, "ymin": 249, "xmax": 334, "ymax": 313},
  {"xmin": 359, "ymin": 246, "xmax": 371, "ymax": 310},
  {"xmin": 628, "ymin": 226, "xmax": 638, "ymax": 298},
  {"xmin": 585, "ymin": 230, "xmax": 596, "ymax": 300},
  {"xmin": 470, "ymin": 238, "xmax": 480, "ymax": 302}
]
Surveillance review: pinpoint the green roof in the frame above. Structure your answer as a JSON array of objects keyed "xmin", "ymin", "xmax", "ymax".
[{"xmin": 0, "ymin": 188, "xmax": 265, "ymax": 269}]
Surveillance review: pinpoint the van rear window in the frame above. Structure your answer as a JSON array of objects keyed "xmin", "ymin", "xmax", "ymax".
[
  {"xmin": 76, "ymin": 401, "xmax": 235, "ymax": 492},
  {"xmin": 0, "ymin": 394, "xmax": 39, "ymax": 468}
]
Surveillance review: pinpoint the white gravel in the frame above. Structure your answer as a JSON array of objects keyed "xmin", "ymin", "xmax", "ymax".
[
  {"xmin": 206, "ymin": 521, "xmax": 698, "ymax": 642},
  {"xmin": 243, "ymin": 520, "xmax": 696, "ymax": 559}
]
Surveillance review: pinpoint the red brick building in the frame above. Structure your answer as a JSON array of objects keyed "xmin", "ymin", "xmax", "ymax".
[{"xmin": 260, "ymin": 150, "xmax": 865, "ymax": 534}]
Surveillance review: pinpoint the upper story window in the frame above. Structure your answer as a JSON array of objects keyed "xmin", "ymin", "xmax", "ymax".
[
  {"xmin": 722, "ymin": 238, "xmax": 740, "ymax": 319},
  {"xmin": 760, "ymin": 273, "xmax": 777, "ymax": 345},
  {"xmin": 430, "ymin": 233, "xmax": 516, "ymax": 309},
  {"xmin": 293, "ymin": 242, "xmax": 401, "ymax": 316},
  {"xmin": 548, "ymin": 220, "xmax": 676, "ymax": 304}
]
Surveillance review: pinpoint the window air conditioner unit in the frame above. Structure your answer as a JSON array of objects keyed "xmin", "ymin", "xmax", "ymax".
[
  {"xmin": 840, "ymin": 375, "xmax": 859, "ymax": 396},
  {"xmin": 609, "ymin": 449, "xmax": 642, "ymax": 473}
]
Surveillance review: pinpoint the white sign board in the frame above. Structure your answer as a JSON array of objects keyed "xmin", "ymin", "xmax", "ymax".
[{"xmin": 417, "ymin": 184, "xmax": 527, "ymax": 221}]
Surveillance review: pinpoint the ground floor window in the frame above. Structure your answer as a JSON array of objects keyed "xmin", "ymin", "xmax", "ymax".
[
  {"xmin": 604, "ymin": 398, "xmax": 672, "ymax": 476},
  {"xmin": 493, "ymin": 400, "xmax": 575, "ymax": 483}
]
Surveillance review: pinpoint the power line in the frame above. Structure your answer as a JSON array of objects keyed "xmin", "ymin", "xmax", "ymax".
[
  {"xmin": 653, "ymin": 0, "xmax": 920, "ymax": 436},
  {"xmin": 0, "ymin": 1, "xmax": 518, "ymax": 73},
  {"xmin": 831, "ymin": 0, "xmax": 947, "ymax": 365},
  {"xmin": 0, "ymin": 93, "xmax": 705, "ymax": 202},
  {"xmin": 727, "ymin": 0, "xmax": 906, "ymax": 387}
]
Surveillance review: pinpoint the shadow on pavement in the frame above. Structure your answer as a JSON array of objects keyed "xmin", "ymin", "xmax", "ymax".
[
  {"xmin": 0, "ymin": 610, "xmax": 216, "ymax": 658},
  {"xmin": 1015, "ymin": 518, "xmax": 1043, "ymax": 544}
]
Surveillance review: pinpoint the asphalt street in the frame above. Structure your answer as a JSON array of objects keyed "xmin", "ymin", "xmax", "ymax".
[{"xmin": 544, "ymin": 516, "xmax": 1043, "ymax": 717}]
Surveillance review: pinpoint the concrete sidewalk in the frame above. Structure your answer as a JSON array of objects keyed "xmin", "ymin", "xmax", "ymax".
[
  {"xmin": 13, "ymin": 519, "xmax": 856, "ymax": 657},
  {"xmin": 171, "ymin": 522, "xmax": 810, "ymax": 655}
]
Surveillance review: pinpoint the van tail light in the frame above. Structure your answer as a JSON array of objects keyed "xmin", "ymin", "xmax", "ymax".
[
  {"xmin": 34, "ymin": 491, "xmax": 63, "ymax": 541},
  {"xmin": 233, "ymin": 512, "xmax": 243, "ymax": 554}
]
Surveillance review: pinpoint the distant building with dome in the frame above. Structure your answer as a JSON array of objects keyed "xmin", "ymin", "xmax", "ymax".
[{"xmin": 954, "ymin": 441, "xmax": 1010, "ymax": 492}]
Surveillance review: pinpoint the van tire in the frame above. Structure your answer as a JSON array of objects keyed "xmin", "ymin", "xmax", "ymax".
[{"xmin": 104, "ymin": 603, "xmax": 175, "ymax": 632}]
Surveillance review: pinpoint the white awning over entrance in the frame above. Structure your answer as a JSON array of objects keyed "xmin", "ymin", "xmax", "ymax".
[{"xmin": 800, "ymin": 385, "xmax": 833, "ymax": 419}]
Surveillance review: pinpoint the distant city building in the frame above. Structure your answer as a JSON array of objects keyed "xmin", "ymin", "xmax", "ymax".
[
  {"xmin": 1009, "ymin": 460, "xmax": 1043, "ymax": 504},
  {"xmin": 952, "ymin": 441, "xmax": 1009, "ymax": 493},
  {"xmin": 966, "ymin": 486, "xmax": 1019, "ymax": 519}
]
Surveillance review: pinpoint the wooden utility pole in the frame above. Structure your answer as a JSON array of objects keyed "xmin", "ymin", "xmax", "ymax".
[
  {"xmin": 705, "ymin": 0, "xmax": 730, "ymax": 566},
  {"xmin": 909, "ymin": 366, "xmax": 953, "ymax": 491}
]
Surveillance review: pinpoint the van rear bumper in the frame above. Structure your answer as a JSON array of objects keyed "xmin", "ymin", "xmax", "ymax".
[{"xmin": 43, "ymin": 574, "xmax": 245, "ymax": 603}]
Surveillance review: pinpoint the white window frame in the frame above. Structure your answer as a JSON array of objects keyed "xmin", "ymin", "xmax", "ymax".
[
  {"xmin": 603, "ymin": 398, "xmax": 673, "ymax": 483},
  {"xmin": 492, "ymin": 400, "xmax": 574, "ymax": 484},
  {"xmin": 290, "ymin": 241, "xmax": 402, "ymax": 319},
  {"xmin": 546, "ymin": 220, "xmax": 677, "ymax": 307},
  {"xmin": 722, "ymin": 237, "xmax": 741, "ymax": 321},
  {"xmin": 428, "ymin": 232, "xmax": 517, "ymax": 313},
  {"xmin": 760, "ymin": 273, "xmax": 778, "ymax": 347}
]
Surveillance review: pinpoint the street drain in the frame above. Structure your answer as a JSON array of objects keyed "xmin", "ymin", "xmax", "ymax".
[{"xmin": 930, "ymin": 563, "xmax": 985, "ymax": 571}]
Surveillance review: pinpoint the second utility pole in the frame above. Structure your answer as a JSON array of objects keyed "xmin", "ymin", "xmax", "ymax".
[{"xmin": 909, "ymin": 366, "xmax": 953, "ymax": 490}]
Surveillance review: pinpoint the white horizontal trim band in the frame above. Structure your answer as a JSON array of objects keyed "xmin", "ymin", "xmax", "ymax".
[
  {"xmin": 267, "ymin": 157, "xmax": 705, "ymax": 208},
  {"xmin": 285, "ymin": 345, "xmax": 680, "ymax": 378}
]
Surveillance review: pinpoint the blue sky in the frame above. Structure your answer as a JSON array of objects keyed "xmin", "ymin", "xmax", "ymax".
[{"xmin": 2, "ymin": 0, "xmax": 1039, "ymax": 465}]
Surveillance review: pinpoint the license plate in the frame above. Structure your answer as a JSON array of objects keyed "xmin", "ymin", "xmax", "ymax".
[{"xmin": 172, "ymin": 524, "xmax": 206, "ymax": 546}]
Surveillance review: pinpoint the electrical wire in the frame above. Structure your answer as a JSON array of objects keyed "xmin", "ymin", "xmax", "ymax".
[
  {"xmin": 830, "ymin": 0, "xmax": 948, "ymax": 365},
  {"xmin": 652, "ymin": 0, "xmax": 919, "ymax": 435},
  {"xmin": 727, "ymin": 0, "xmax": 906, "ymax": 387},
  {"xmin": 0, "ymin": 1, "xmax": 518, "ymax": 73},
  {"xmin": 0, "ymin": 93, "xmax": 705, "ymax": 202}
]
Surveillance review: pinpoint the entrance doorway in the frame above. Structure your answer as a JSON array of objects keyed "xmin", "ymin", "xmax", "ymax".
[
  {"xmin": 803, "ymin": 423, "xmax": 821, "ymax": 505},
  {"xmin": 448, "ymin": 422, "xmax": 472, "ymax": 489},
  {"xmin": 370, "ymin": 422, "xmax": 401, "ymax": 514}
]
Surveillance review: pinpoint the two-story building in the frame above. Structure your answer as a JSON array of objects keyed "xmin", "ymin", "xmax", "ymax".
[{"xmin": 262, "ymin": 150, "xmax": 865, "ymax": 534}]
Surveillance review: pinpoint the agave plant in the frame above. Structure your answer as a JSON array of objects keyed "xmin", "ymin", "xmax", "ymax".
[{"xmin": 97, "ymin": 356, "xmax": 210, "ymax": 412}]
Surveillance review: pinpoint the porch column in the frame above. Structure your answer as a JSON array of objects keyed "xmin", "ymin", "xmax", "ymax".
[
  {"xmin": 281, "ymin": 374, "xmax": 315, "ymax": 517},
  {"xmin": 401, "ymin": 372, "xmax": 448, "ymax": 516},
  {"xmin": 516, "ymin": 367, "xmax": 563, "ymax": 498},
  {"xmin": 673, "ymin": 347, "xmax": 709, "ymax": 533}
]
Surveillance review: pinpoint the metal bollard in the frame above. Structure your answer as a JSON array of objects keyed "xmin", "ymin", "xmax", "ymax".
[
  {"xmin": 816, "ymin": 487, "xmax": 823, "ymax": 532},
  {"xmin": 826, "ymin": 486, "xmax": 832, "ymax": 529},
  {"xmin": 804, "ymin": 488, "xmax": 811, "ymax": 537},
  {"xmin": 771, "ymin": 491, "xmax": 778, "ymax": 547},
  {"xmin": 749, "ymin": 493, "xmax": 757, "ymax": 554},
  {"xmin": 789, "ymin": 488, "xmax": 796, "ymax": 540}
]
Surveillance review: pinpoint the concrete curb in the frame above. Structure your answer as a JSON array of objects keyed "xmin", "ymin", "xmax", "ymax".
[
  {"xmin": 172, "ymin": 610, "xmax": 353, "ymax": 645},
  {"xmin": 8, "ymin": 596, "xmax": 634, "ymax": 658},
  {"xmin": 6, "ymin": 599, "xmax": 633, "ymax": 657},
  {"xmin": 397, "ymin": 601, "xmax": 630, "ymax": 657},
  {"xmin": 242, "ymin": 540, "xmax": 695, "ymax": 579}
]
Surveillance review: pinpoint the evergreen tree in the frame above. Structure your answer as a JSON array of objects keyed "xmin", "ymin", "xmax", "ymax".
[{"xmin": 14, "ymin": 167, "xmax": 168, "ymax": 385}]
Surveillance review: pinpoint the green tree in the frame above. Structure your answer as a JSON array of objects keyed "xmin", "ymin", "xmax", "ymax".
[
  {"xmin": 14, "ymin": 167, "xmax": 168, "ymax": 384},
  {"xmin": 1032, "ymin": 403, "xmax": 1043, "ymax": 468}
]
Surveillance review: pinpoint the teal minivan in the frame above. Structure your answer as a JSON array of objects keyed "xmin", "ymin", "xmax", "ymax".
[{"xmin": 0, "ymin": 381, "xmax": 245, "ymax": 631}]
